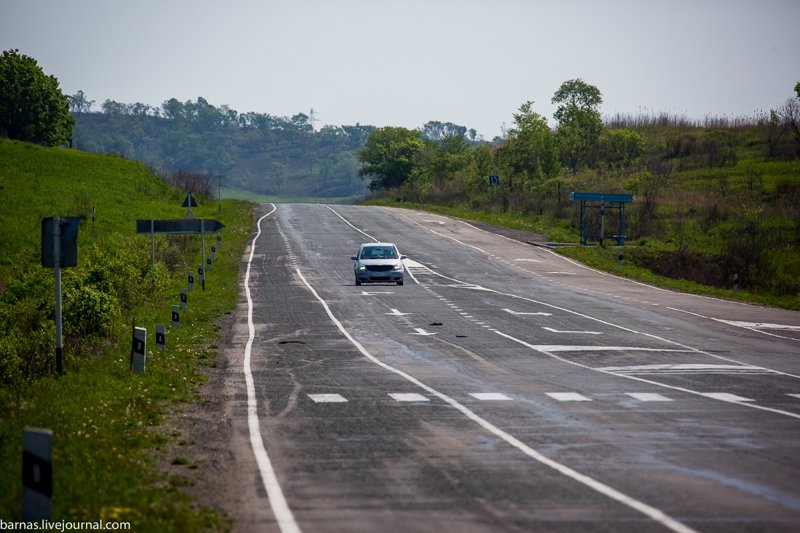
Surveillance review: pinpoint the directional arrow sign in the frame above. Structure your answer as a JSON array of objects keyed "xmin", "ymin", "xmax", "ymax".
[
  {"xmin": 135, "ymin": 219, "xmax": 225, "ymax": 234},
  {"xmin": 386, "ymin": 309, "xmax": 410, "ymax": 316},
  {"xmin": 503, "ymin": 309, "xmax": 553, "ymax": 317},
  {"xmin": 411, "ymin": 328, "xmax": 438, "ymax": 336}
]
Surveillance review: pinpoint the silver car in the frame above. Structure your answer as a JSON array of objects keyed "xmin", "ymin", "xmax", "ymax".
[{"xmin": 352, "ymin": 243, "xmax": 406, "ymax": 286}]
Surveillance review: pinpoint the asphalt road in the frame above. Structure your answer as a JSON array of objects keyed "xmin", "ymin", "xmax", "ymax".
[{"xmin": 223, "ymin": 203, "xmax": 800, "ymax": 533}]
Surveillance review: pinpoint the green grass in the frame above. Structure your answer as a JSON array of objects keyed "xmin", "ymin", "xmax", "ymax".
[
  {"xmin": 221, "ymin": 186, "xmax": 362, "ymax": 205},
  {"xmin": 362, "ymin": 199, "xmax": 578, "ymax": 243},
  {"xmin": 558, "ymin": 244, "xmax": 800, "ymax": 310},
  {"xmin": 0, "ymin": 139, "xmax": 254, "ymax": 529}
]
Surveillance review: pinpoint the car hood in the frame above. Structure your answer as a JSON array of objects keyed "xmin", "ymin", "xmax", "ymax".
[{"xmin": 357, "ymin": 258, "xmax": 402, "ymax": 266}]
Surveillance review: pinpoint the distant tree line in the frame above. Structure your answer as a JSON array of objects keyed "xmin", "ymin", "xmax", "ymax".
[
  {"xmin": 358, "ymin": 78, "xmax": 800, "ymax": 213},
  {"xmin": 68, "ymin": 96, "xmax": 379, "ymax": 198}
]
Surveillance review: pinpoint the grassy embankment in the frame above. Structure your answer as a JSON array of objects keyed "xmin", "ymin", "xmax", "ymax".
[{"xmin": 0, "ymin": 139, "xmax": 253, "ymax": 530}]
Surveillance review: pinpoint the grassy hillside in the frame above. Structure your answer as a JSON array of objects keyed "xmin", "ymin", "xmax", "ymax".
[{"xmin": 0, "ymin": 139, "xmax": 253, "ymax": 529}]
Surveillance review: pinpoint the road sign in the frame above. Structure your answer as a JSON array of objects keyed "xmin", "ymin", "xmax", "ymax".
[
  {"xmin": 489, "ymin": 175, "xmax": 500, "ymax": 186},
  {"xmin": 182, "ymin": 194, "xmax": 198, "ymax": 208},
  {"xmin": 135, "ymin": 219, "xmax": 225, "ymax": 234},
  {"xmin": 41, "ymin": 217, "xmax": 80, "ymax": 268}
]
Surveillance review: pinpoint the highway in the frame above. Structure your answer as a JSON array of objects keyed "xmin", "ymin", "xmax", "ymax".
[{"xmin": 222, "ymin": 203, "xmax": 800, "ymax": 532}]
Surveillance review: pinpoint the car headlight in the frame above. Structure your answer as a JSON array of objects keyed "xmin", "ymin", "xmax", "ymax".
[
  {"xmin": 393, "ymin": 263, "xmax": 403, "ymax": 271},
  {"xmin": 357, "ymin": 265, "xmax": 367, "ymax": 271}
]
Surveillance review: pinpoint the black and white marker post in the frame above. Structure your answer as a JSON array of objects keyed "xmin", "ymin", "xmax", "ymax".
[
  {"xmin": 155, "ymin": 324, "xmax": 166, "ymax": 352},
  {"xmin": 22, "ymin": 427, "xmax": 53, "ymax": 521},
  {"xmin": 131, "ymin": 326, "xmax": 146, "ymax": 374}
]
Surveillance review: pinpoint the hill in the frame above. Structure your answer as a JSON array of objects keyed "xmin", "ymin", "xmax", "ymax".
[
  {"xmin": 72, "ymin": 99, "xmax": 374, "ymax": 199},
  {"xmin": 0, "ymin": 139, "xmax": 252, "ymax": 528}
]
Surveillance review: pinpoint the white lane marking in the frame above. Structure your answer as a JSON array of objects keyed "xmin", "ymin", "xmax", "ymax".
[
  {"xmin": 360, "ymin": 291, "xmax": 394, "ymax": 296},
  {"xmin": 389, "ymin": 393, "xmax": 430, "ymax": 402},
  {"xmin": 503, "ymin": 308, "xmax": 553, "ymax": 316},
  {"xmin": 543, "ymin": 327, "xmax": 602, "ymax": 335},
  {"xmin": 244, "ymin": 205, "xmax": 301, "ymax": 533},
  {"xmin": 789, "ymin": 394, "xmax": 800, "ymax": 400},
  {"xmin": 721, "ymin": 321, "xmax": 800, "ymax": 331},
  {"xmin": 411, "ymin": 328, "xmax": 438, "ymax": 336},
  {"xmin": 598, "ymin": 363, "xmax": 775, "ymax": 375},
  {"xmin": 470, "ymin": 393, "xmax": 512, "ymax": 401},
  {"xmin": 668, "ymin": 307, "xmax": 800, "ymax": 342},
  {"xmin": 513, "ymin": 258, "xmax": 542, "ymax": 263},
  {"xmin": 626, "ymin": 393, "xmax": 673, "ymax": 402},
  {"xmin": 534, "ymin": 346, "xmax": 692, "ymax": 353},
  {"xmin": 494, "ymin": 330, "xmax": 800, "ymax": 421},
  {"xmin": 386, "ymin": 308, "xmax": 410, "ymax": 316},
  {"xmin": 547, "ymin": 392, "xmax": 593, "ymax": 402},
  {"xmin": 295, "ymin": 267, "xmax": 695, "ymax": 533},
  {"xmin": 701, "ymin": 392, "xmax": 755, "ymax": 402},
  {"xmin": 309, "ymin": 394, "xmax": 348, "ymax": 403}
]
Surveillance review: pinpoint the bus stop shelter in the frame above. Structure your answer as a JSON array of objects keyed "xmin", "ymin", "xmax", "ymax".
[{"xmin": 569, "ymin": 192, "xmax": 633, "ymax": 246}]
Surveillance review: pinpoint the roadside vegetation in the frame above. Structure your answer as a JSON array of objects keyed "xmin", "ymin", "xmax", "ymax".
[
  {"xmin": 360, "ymin": 79, "xmax": 800, "ymax": 310},
  {"xmin": 0, "ymin": 139, "xmax": 252, "ymax": 529}
]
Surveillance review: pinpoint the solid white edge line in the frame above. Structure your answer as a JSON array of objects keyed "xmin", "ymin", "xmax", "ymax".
[
  {"xmin": 245, "ymin": 204, "xmax": 301, "ymax": 533},
  {"xmin": 295, "ymin": 267, "xmax": 696, "ymax": 533}
]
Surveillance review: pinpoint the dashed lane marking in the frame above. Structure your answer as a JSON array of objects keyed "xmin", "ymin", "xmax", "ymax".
[
  {"xmin": 700, "ymin": 392, "xmax": 755, "ymax": 402},
  {"xmin": 389, "ymin": 393, "xmax": 430, "ymax": 402},
  {"xmin": 626, "ymin": 393, "xmax": 673, "ymax": 402},
  {"xmin": 308, "ymin": 394, "xmax": 348, "ymax": 403},
  {"xmin": 470, "ymin": 393, "xmax": 512, "ymax": 401},
  {"xmin": 546, "ymin": 392, "xmax": 593, "ymax": 402}
]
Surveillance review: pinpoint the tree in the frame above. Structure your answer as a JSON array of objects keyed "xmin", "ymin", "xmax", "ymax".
[
  {"xmin": 67, "ymin": 90, "xmax": 94, "ymax": 114},
  {"xmin": 0, "ymin": 49, "xmax": 74, "ymax": 146},
  {"xmin": 357, "ymin": 127, "xmax": 423, "ymax": 191},
  {"xmin": 551, "ymin": 78, "xmax": 604, "ymax": 170},
  {"xmin": 505, "ymin": 101, "xmax": 560, "ymax": 184}
]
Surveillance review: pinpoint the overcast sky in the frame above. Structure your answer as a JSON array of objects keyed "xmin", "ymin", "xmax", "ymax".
[{"xmin": 2, "ymin": 0, "xmax": 798, "ymax": 139}]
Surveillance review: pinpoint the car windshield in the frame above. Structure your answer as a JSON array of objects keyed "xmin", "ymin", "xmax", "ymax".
[{"xmin": 360, "ymin": 246, "xmax": 398, "ymax": 259}]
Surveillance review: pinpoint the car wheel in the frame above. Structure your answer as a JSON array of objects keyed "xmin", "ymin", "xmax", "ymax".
[
  {"xmin": 355, "ymin": 279, "xmax": 361, "ymax": 286},
  {"xmin": 397, "ymin": 281, "xmax": 403, "ymax": 286}
]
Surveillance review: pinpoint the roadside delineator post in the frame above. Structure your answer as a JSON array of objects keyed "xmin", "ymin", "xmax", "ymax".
[
  {"xmin": 172, "ymin": 305, "xmax": 180, "ymax": 329},
  {"xmin": 180, "ymin": 288, "xmax": 188, "ymax": 309},
  {"xmin": 22, "ymin": 427, "xmax": 53, "ymax": 521},
  {"xmin": 131, "ymin": 326, "xmax": 146, "ymax": 374},
  {"xmin": 155, "ymin": 324, "xmax": 166, "ymax": 352}
]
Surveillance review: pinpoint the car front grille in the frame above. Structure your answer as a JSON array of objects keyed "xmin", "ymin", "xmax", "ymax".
[{"xmin": 367, "ymin": 265, "xmax": 394, "ymax": 272}]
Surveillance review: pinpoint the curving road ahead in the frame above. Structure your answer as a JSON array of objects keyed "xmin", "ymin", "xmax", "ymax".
[{"xmin": 222, "ymin": 204, "xmax": 800, "ymax": 533}]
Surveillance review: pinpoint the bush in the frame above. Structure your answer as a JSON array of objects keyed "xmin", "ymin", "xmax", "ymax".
[{"xmin": 63, "ymin": 284, "xmax": 120, "ymax": 338}]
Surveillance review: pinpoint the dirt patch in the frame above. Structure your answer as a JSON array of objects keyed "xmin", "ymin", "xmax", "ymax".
[{"xmin": 151, "ymin": 312, "xmax": 238, "ymax": 530}]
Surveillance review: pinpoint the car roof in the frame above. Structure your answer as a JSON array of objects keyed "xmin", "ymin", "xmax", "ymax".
[{"xmin": 360, "ymin": 242, "xmax": 397, "ymax": 248}]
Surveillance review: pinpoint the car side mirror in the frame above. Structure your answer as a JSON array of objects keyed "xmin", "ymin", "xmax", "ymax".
[
  {"xmin": 351, "ymin": 256, "xmax": 358, "ymax": 261},
  {"xmin": 400, "ymin": 255, "xmax": 407, "ymax": 260}
]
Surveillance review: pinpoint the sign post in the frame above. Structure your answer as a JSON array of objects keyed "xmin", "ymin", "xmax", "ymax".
[
  {"xmin": 135, "ymin": 219, "xmax": 225, "ymax": 291},
  {"xmin": 41, "ymin": 217, "xmax": 80, "ymax": 376}
]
